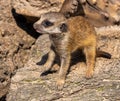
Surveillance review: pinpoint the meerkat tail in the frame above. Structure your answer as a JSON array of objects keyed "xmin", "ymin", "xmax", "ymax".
[{"xmin": 96, "ymin": 50, "xmax": 111, "ymax": 59}]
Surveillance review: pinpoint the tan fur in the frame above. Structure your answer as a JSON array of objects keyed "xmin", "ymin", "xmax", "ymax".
[{"xmin": 67, "ymin": 16, "xmax": 97, "ymax": 78}]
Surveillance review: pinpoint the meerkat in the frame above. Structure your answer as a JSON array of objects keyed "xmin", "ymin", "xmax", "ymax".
[
  {"xmin": 59, "ymin": 0, "xmax": 85, "ymax": 18},
  {"xmin": 33, "ymin": 12, "xmax": 111, "ymax": 89},
  {"xmin": 59, "ymin": 0, "xmax": 108, "ymax": 18}
]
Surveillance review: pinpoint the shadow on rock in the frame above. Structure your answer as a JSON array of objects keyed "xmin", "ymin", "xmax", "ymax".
[
  {"xmin": 11, "ymin": 8, "xmax": 40, "ymax": 39},
  {"xmin": 36, "ymin": 49, "xmax": 86, "ymax": 76}
]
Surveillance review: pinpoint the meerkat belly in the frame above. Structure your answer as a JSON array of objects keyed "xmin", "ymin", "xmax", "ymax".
[{"xmin": 50, "ymin": 37, "xmax": 69, "ymax": 57}]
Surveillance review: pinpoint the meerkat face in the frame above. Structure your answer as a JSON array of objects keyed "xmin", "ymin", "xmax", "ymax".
[{"xmin": 33, "ymin": 12, "xmax": 68, "ymax": 34}]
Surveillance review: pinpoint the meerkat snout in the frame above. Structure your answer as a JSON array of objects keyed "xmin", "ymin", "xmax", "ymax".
[{"xmin": 33, "ymin": 23, "xmax": 39, "ymax": 31}]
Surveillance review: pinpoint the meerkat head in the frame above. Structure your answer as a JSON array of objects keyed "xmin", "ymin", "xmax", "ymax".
[{"xmin": 33, "ymin": 12, "xmax": 68, "ymax": 35}]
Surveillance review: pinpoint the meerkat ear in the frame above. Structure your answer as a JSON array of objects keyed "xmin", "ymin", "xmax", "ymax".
[{"xmin": 60, "ymin": 23, "xmax": 68, "ymax": 32}]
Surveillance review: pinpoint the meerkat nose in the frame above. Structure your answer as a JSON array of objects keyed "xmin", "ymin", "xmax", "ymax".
[{"xmin": 33, "ymin": 23, "xmax": 39, "ymax": 30}]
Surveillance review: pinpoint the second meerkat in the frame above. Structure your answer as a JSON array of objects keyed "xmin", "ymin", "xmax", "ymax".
[{"xmin": 33, "ymin": 12, "xmax": 111, "ymax": 89}]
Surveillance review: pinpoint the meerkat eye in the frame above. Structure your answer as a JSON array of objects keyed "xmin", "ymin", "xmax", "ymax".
[
  {"xmin": 60, "ymin": 23, "xmax": 68, "ymax": 32},
  {"xmin": 42, "ymin": 20, "xmax": 54, "ymax": 27}
]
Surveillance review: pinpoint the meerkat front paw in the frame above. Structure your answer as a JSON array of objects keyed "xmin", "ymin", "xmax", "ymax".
[
  {"xmin": 40, "ymin": 63, "xmax": 52, "ymax": 74},
  {"xmin": 56, "ymin": 79, "xmax": 65, "ymax": 90},
  {"xmin": 85, "ymin": 69, "xmax": 94, "ymax": 79}
]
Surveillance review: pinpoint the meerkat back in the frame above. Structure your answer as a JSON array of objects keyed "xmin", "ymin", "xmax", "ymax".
[{"xmin": 66, "ymin": 16, "xmax": 97, "ymax": 52}]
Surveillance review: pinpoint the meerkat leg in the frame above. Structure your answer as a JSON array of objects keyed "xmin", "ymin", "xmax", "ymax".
[
  {"xmin": 84, "ymin": 45, "xmax": 96, "ymax": 79},
  {"xmin": 56, "ymin": 55, "xmax": 71, "ymax": 89},
  {"xmin": 42, "ymin": 49, "xmax": 55, "ymax": 72}
]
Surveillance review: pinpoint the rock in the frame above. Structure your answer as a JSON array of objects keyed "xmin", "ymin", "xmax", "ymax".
[
  {"xmin": 0, "ymin": 0, "xmax": 62, "ymax": 98},
  {"xmin": 82, "ymin": 0, "xmax": 120, "ymax": 26},
  {"xmin": 7, "ymin": 26, "xmax": 120, "ymax": 101},
  {"xmin": 0, "ymin": 0, "xmax": 37, "ymax": 98},
  {"xmin": 11, "ymin": 0, "xmax": 63, "ymax": 23},
  {"xmin": 0, "ymin": 0, "xmax": 120, "ymax": 100}
]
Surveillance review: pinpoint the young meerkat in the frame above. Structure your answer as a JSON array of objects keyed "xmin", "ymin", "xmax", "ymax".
[{"xmin": 33, "ymin": 12, "xmax": 111, "ymax": 89}]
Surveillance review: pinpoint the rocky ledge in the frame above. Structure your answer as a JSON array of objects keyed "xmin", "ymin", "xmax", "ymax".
[{"xmin": 7, "ymin": 26, "xmax": 120, "ymax": 101}]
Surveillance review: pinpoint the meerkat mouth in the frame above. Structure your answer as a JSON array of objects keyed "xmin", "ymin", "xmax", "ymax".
[
  {"xmin": 36, "ymin": 29, "xmax": 42, "ymax": 33},
  {"xmin": 33, "ymin": 24, "xmax": 46, "ymax": 34},
  {"xmin": 35, "ymin": 28, "xmax": 46, "ymax": 34}
]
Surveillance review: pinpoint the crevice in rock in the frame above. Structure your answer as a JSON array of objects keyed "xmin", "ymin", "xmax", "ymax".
[
  {"xmin": 11, "ymin": 8, "xmax": 40, "ymax": 39},
  {"xmin": 0, "ymin": 95, "xmax": 6, "ymax": 101}
]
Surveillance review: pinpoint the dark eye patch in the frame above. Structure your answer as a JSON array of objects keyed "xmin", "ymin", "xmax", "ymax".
[{"xmin": 42, "ymin": 19, "xmax": 54, "ymax": 27}]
